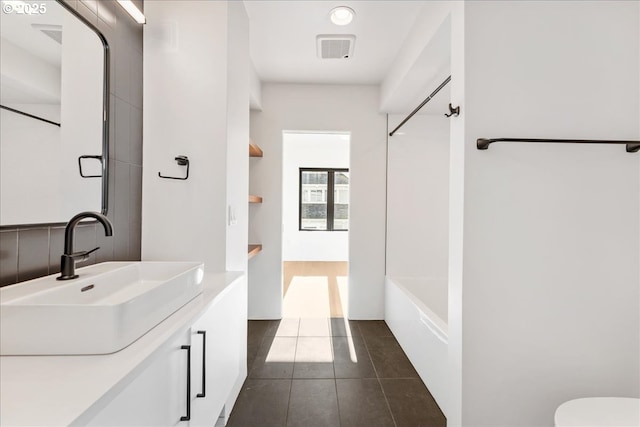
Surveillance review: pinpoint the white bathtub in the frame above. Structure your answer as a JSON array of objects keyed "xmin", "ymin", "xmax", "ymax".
[{"xmin": 385, "ymin": 276, "xmax": 449, "ymax": 416}]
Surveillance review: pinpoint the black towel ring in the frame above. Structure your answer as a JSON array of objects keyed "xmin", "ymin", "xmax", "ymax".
[{"xmin": 158, "ymin": 155, "xmax": 190, "ymax": 180}]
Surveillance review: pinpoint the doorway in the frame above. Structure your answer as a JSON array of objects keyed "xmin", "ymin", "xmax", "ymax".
[{"xmin": 281, "ymin": 132, "xmax": 350, "ymax": 318}]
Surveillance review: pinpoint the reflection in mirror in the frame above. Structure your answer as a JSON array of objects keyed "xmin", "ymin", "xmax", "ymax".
[{"xmin": 0, "ymin": 0, "xmax": 108, "ymax": 226}]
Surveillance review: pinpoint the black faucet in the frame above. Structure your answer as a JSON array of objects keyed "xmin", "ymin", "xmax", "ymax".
[{"xmin": 57, "ymin": 211, "xmax": 113, "ymax": 280}]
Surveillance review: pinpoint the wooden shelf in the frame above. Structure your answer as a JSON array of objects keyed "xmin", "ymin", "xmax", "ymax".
[
  {"xmin": 248, "ymin": 139, "xmax": 262, "ymax": 261},
  {"xmin": 249, "ymin": 141, "xmax": 263, "ymax": 157},
  {"xmin": 248, "ymin": 244, "xmax": 262, "ymax": 259}
]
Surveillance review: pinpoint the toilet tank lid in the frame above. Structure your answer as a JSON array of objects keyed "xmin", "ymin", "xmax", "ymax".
[{"xmin": 555, "ymin": 397, "xmax": 640, "ymax": 427}]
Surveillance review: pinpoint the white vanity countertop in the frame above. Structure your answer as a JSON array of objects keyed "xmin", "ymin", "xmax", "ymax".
[{"xmin": 0, "ymin": 270, "xmax": 244, "ymax": 427}]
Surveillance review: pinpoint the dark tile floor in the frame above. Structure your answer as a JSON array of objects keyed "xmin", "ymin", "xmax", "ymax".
[{"xmin": 227, "ymin": 318, "xmax": 446, "ymax": 427}]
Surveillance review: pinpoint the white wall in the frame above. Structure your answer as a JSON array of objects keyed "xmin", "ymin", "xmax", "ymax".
[
  {"xmin": 447, "ymin": 3, "xmax": 465, "ymax": 424},
  {"xmin": 144, "ymin": 0, "xmax": 226, "ymax": 271},
  {"xmin": 282, "ymin": 132, "xmax": 349, "ymax": 261},
  {"xmin": 143, "ymin": 1, "xmax": 249, "ymax": 277},
  {"xmin": 225, "ymin": 1, "xmax": 250, "ymax": 272},
  {"xmin": 386, "ymin": 114, "xmax": 449, "ymax": 278},
  {"xmin": 447, "ymin": 2, "xmax": 640, "ymax": 425},
  {"xmin": 249, "ymin": 84, "xmax": 386, "ymax": 319}
]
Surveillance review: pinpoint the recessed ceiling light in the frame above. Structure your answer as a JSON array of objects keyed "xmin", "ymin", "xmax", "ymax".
[{"xmin": 330, "ymin": 6, "xmax": 355, "ymax": 26}]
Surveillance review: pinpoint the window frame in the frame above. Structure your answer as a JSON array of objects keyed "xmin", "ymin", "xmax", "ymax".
[{"xmin": 298, "ymin": 167, "xmax": 349, "ymax": 232}]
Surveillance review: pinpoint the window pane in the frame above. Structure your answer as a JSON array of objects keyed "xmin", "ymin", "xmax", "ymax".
[
  {"xmin": 301, "ymin": 171, "xmax": 328, "ymax": 230},
  {"xmin": 334, "ymin": 171, "xmax": 349, "ymax": 230}
]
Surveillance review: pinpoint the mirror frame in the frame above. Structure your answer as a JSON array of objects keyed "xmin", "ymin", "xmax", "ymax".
[
  {"xmin": 0, "ymin": 1, "xmax": 110, "ymax": 228},
  {"xmin": 57, "ymin": 0, "xmax": 110, "ymax": 220}
]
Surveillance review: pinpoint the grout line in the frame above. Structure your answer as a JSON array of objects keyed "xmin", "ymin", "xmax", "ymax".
[
  {"xmin": 283, "ymin": 376, "xmax": 293, "ymax": 427},
  {"xmin": 284, "ymin": 319, "xmax": 301, "ymax": 426},
  {"xmin": 359, "ymin": 324, "xmax": 398, "ymax": 427},
  {"xmin": 291, "ymin": 323, "xmax": 300, "ymax": 372},
  {"xmin": 248, "ymin": 331, "xmax": 265, "ymax": 377},
  {"xmin": 328, "ymin": 318, "xmax": 342, "ymax": 426},
  {"xmin": 360, "ymin": 329, "xmax": 381, "ymax": 380},
  {"xmin": 329, "ymin": 322, "xmax": 336, "ymax": 380},
  {"xmin": 378, "ymin": 377, "xmax": 398, "ymax": 427},
  {"xmin": 334, "ymin": 376, "xmax": 342, "ymax": 427},
  {"xmin": 360, "ymin": 339, "xmax": 397, "ymax": 427}
]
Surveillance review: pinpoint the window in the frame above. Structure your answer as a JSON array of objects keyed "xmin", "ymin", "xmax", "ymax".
[{"xmin": 299, "ymin": 168, "xmax": 349, "ymax": 231}]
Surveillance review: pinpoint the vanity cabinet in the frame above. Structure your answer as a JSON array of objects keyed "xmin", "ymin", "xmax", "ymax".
[
  {"xmin": 190, "ymin": 279, "xmax": 246, "ymax": 426},
  {"xmin": 86, "ymin": 329, "xmax": 191, "ymax": 426},
  {"xmin": 86, "ymin": 277, "xmax": 247, "ymax": 427}
]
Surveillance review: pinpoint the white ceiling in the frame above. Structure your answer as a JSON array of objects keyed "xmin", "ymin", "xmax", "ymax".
[{"xmin": 244, "ymin": 1, "xmax": 426, "ymax": 85}]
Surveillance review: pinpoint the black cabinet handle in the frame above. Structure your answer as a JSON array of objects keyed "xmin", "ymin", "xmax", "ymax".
[
  {"xmin": 180, "ymin": 345, "xmax": 191, "ymax": 422},
  {"xmin": 197, "ymin": 330, "xmax": 206, "ymax": 398}
]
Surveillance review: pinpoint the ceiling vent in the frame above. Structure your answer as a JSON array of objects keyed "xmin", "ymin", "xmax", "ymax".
[{"xmin": 316, "ymin": 34, "xmax": 355, "ymax": 59}]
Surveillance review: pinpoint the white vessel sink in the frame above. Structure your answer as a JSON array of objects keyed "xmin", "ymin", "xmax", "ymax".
[{"xmin": 0, "ymin": 261, "xmax": 204, "ymax": 355}]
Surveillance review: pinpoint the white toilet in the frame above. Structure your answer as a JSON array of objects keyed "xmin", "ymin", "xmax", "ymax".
[{"xmin": 555, "ymin": 397, "xmax": 640, "ymax": 426}]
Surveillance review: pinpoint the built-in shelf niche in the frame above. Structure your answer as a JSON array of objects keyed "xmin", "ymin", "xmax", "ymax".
[
  {"xmin": 249, "ymin": 141, "xmax": 263, "ymax": 157},
  {"xmin": 248, "ymin": 244, "xmax": 262, "ymax": 259},
  {"xmin": 249, "ymin": 140, "xmax": 263, "ymax": 259}
]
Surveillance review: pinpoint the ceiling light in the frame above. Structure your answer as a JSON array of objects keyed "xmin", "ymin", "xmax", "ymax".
[
  {"xmin": 116, "ymin": 0, "xmax": 146, "ymax": 24},
  {"xmin": 330, "ymin": 6, "xmax": 355, "ymax": 26}
]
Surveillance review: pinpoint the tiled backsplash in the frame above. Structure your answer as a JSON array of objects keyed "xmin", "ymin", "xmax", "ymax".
[{"xmin": 0, "ymin": 0, "xmax": 143, "ymax": 287}]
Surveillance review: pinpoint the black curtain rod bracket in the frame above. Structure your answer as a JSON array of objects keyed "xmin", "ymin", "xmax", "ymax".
[
  {"xmin": 389, "ymin": 75, "xmax": 451, "ymax": 137},
  {"xmin": 477, "ymin": 138, "xmax": 640, "ymax": 153},
  {"xmin": 445, "ymin": 103, "xmax": 460, "ymax": 118}
]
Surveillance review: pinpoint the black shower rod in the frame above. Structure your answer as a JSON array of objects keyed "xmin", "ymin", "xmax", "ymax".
[{"xmin": 389, "ymin": 75, "xmax": 451, "ymax": 137}]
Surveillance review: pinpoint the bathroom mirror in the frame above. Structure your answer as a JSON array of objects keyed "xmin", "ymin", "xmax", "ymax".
[{"xmin": 0, "ymin": 0, "xmax": 108, "ymax": 226}]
